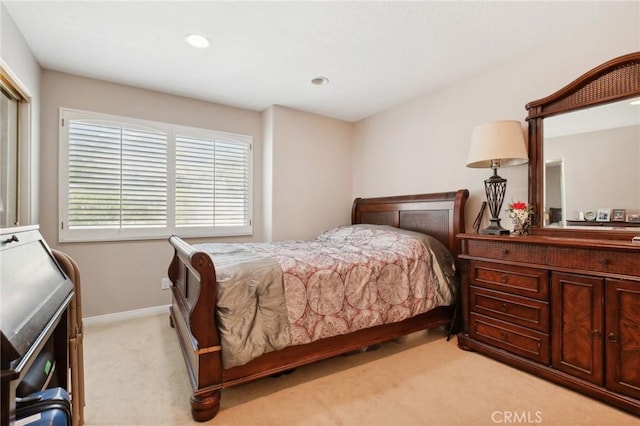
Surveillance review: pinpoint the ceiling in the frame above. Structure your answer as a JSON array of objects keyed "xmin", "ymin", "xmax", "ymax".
[{"xmin": 2, "ymin": 1, "xmax": 633, "ymax": 122}]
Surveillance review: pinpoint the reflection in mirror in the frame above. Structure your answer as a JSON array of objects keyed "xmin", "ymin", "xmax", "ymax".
[
  {"xmin": 544, "ymin": 159, "xmax": 564, "ymax": 225},
  {"xmin": 543, "ymin": 98, "xmax": 640, "ymax": 228}
]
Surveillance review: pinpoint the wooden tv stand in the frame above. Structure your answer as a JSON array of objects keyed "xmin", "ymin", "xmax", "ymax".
[
  {"xmin": 456, "ymin": 233, "xmax": 640, "ymax": 416},
  {"xmin": 0, "ymin": 226, "xmax": 74, "ymax": 426}
]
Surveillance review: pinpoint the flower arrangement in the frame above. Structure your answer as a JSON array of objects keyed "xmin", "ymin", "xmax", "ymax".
[{"xmin": 505, "ymin": 201, "xmax": 533, "ymax": 236}]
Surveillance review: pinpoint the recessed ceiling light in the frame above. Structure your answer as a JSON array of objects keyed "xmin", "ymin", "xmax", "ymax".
[
  {"xmin": 185, "ymin": 34, "xmax": 211, "ymax": 49},
  {"xmin": 311, "ymin": 77, "xmax": 329, "ymax": 86}
]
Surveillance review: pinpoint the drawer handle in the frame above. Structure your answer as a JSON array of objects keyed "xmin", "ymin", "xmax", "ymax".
[
  {"xmin": 2, "ymin": 234, "xmax": 19, "ymax": 244},
  {"xmin": 500, "ymin": 274, "xmax": 508, "ymax": 283},
  {"xmin": 608, "ymin": 333, "xmax": 618, "ymax": 343},
  {"xmin": 500, "ymin": 331, "xmax": 508, "ymax": 340},
  {"xmin": 501, "ymin": 249, "xmax": 510, "ymax": 256},
  {"xmin": 599, "ymin": 258, "xmax": 608, "ymax": 265},
  {"xmin": 592, "ymin": 329, "xmax": 601, "ymax": 339},
  {"xmin": 501, "ymin": 303, "xmax": 508, "ymax": 312}
]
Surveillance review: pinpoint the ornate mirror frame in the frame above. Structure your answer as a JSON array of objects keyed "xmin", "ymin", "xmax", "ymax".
[{"xmin": 526, "ymin": 51, "xmax": 640, "ymax": 240}]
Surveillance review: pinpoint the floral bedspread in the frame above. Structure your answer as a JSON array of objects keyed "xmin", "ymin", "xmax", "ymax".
[{"xmin": 195, "ymin": 224, "xmax": 457, "ymax": 368}]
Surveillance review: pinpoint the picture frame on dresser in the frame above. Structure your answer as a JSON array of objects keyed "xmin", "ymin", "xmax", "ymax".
[
  {"xmin": 596, "ymin": 208, "xmax": 611, "ymax": 222},
  {"xmin": 627, "ymin": 213, "xmax": 640, "ymax": 223},
  {"xmin": 612, "ymin": 209, "xmax": 625, "ymax": 222}
]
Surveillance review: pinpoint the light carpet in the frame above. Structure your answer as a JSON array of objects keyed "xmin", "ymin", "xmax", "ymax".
[{"xmin": 83, "ymin": 313, "xmax": 639, "ymax": 425}]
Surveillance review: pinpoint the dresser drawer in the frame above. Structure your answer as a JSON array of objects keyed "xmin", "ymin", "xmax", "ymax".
[
  {"xmin": 470, "ymin": 286, "xmax": 549, "ymax": 332},
  {"xmin": 468, "ymin": 261, "xmax": 549, "ymax": 300},
  {"xmin": 470, "ymin": 313, "xmax": 550, "ymax": 364},
  {"xmin": 466, "ymin": 239, "xmax": 547, "ymax": 264},
  {"xmin": 548, "ymin": 247, "xmax": 640, "ymax": 276}
]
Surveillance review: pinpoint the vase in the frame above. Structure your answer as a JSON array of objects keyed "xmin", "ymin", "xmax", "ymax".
[{"xmin": 512, "ymin": 218, "xmax": 530, "ymax": 236}]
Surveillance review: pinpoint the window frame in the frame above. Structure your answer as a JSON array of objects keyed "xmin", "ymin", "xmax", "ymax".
[
  {"xmin": 1, "ymin": 64, "xmax": 31, "ymax": 228},
  {"xmin": 58, "ymin": 108, "xmax": 253, "ymax": 243}
]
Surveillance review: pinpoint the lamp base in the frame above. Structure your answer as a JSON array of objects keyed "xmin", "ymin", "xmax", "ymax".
[
  {"xmin": 480, "ymin": 225, "xmax": 510, "ymax": 235},
  {"xmin": 480, "ymin": 217, "xmax": 510, "ymax": 235},
  {"xmin": 481, "ymin": 169, "xmax": 509, "ymax": 235}
]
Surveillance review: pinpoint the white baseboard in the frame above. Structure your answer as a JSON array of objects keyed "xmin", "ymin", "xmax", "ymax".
[{"xmin": 84, "ymin": 304, "xmax": 170, "ymax": 328}]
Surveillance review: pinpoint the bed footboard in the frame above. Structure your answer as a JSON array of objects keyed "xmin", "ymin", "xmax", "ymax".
[{"xmin": 168, "ymin": 236, "xmax": 223, "ymax": 421}]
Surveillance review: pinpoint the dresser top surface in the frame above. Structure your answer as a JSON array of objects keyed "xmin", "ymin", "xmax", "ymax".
[{"xmin": 457, "ymin": 233, "xmax": 640, "ymax": 252}]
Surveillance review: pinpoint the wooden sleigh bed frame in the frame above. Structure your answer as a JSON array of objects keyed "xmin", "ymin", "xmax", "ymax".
[{"xmin": 168, "ymin": 189, "xmax": 469, "ymax": 422}]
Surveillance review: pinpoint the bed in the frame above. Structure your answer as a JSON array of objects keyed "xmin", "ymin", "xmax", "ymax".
[{"xmin": 168, "ymin": 189, "xmax": 469, "ymax": 422}]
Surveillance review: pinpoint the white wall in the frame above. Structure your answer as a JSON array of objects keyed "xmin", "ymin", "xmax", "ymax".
[
  {"xmin": 1, "ymin": 4, "xmax": 41, "ymax": 225},
  {"xmin": 268, "ymin": 106, "xmax": 353, "ymax": 241},
  {"xmin": 352, "ymin": 10, "xmax": 640, "ymax": 232},
  {"xmin": 262, "ymin": 107, "xmax": 275, "ymax": 242}
]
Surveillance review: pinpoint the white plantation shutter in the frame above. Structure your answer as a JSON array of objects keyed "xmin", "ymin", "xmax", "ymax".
[
  {"xmin": 59, "ymin": 109, "xmax": 252, "ymax": 242},
  {"xmin": 176, "ymin": 135, "xmax": 250, "ymax": 229},
  {"xmin": 121, "ymin": 128, "xmax": 168, "ymax": 227},
  {"xmin": 67, "ymin": 122, "xmax": 121, "ymax": 228},
  {"xmin": 67, "ymin": 121, "xmax": 167, "ymax": 230}
]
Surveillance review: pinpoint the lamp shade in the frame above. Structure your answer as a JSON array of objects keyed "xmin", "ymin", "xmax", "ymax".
[{"xmin": 467, "ymin": 120, "xmax": 528, "ymax": 168}]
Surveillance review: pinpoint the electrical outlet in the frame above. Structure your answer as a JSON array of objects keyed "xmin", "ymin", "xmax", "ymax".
[{"xmin": 161, "ymin": 278, "xmax": 172, "ymax": 290}]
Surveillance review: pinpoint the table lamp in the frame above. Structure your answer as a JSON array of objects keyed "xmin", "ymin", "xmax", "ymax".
[{"xmin": 467, "ymin": 120, "xmax": 528, "ymax": 235}]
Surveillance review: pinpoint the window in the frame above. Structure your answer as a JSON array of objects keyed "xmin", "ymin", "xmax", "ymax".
[{"xmin": 59, "ymin": 109, "xmax": 252, "ymax": 242}]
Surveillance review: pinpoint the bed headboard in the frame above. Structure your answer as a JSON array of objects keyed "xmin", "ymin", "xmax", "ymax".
[{"xmin": 351, "ymin": 189, "xmax": 469, "ymax": 259}]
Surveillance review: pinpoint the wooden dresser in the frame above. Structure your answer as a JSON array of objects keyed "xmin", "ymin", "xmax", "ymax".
[{"xmin": 457, "ymin": 233, "xmax": 640, "ymax": 416}]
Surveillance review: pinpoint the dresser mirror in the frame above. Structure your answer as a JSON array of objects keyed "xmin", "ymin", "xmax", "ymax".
[{"xmin": 526, "ymin": 52, "xmax": 640, "ymax": 240}]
